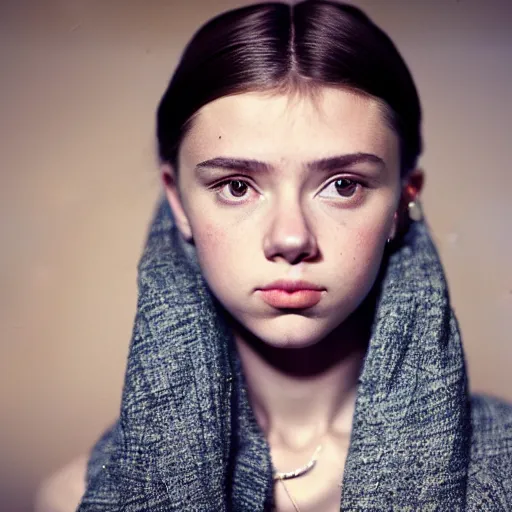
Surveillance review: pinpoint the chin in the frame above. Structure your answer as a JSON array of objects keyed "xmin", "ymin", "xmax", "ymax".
[
  {"xmin": 241, "ymin": 314, "xmax": 340, "ymax": 350},
  {"xmin": 260, "ymin": 334, "xmax": 323, "ymax": 349}
]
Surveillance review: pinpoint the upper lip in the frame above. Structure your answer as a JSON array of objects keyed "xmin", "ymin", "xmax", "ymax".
[{"xmin": 260, "ymin": 280, "xmax": 324, "ymax": 292}]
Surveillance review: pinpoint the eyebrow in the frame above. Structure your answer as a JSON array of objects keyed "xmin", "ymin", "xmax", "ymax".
[{"xmin": 195, "ymin": 153, "xmax": 385, "ymax": 174}]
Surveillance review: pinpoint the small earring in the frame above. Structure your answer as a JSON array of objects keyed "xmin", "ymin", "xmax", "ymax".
[{"xmin": 408, "ymin": 200, "xmax": 423, "ymax": 222}]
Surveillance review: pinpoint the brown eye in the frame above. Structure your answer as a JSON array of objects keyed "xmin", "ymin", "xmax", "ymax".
[
  {"xmin": 334, "ymin": 179, "xmax": 357, "ymax": 197},
  {"xmin": 228, "ymin": 180, "xmax": 248, "ymax": 197}
]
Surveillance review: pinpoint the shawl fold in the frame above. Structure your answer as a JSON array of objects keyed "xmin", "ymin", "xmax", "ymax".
[{"xmin": 78, "ymin": 198, "xmax": 512, "ymax": 511}]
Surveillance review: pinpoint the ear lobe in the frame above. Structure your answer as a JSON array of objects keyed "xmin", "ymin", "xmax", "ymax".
[
  {"xmin": 393, "ymin": 168, "xmax": 425, "ymax": 235},
  {"xmin": 161, "ymin": 164, "xmax": 193, "ymax": 242}
]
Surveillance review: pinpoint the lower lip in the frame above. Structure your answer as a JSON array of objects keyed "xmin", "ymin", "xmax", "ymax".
[{"xmin": 258, "ymin": 289, "xmax": 323, "ymax": 309}]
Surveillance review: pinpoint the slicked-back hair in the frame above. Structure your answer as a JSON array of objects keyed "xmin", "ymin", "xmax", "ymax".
[{"xmin": 157, "ymin": 0, "xmax": 422, "ymax": 176}]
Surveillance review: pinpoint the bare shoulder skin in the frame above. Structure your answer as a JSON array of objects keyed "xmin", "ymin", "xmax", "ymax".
[{"xmin": 34, "ymin": 455, "xmax": 87, "ymax": 512}]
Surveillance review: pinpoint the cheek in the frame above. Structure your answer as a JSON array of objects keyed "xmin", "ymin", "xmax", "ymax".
[
  {"xmin": 193, "ymin": 222, "xmax": 226, "ymax": 271},
  {"xmin": 191, "ymin": 221, "xmax": 247, "ymax": 293},
  {"xmin": 353, "ymin": 223, "xmax": 387, "ymax": 261},
  {"xmin": 331, "ymin": 220, "xmax": 389, "ymax": 294},
  {"xmin": 195, "ymin": 222, "xmax": 222, "ymax": 250}
]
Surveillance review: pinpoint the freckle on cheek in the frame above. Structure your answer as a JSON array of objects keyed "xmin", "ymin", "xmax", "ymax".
[
  {"xmin": 355, "ymin": 226, "xmax": 382, "ymax": 248},
  {"xmin": 350, "ymin": 228, "xmax": 383, "ymax": 266},
  {"xmin": 199, "ymin": 224, "xmax": 229, "ymax": 253},
  {"xmin": 204, "ymin": 227, "xmax": 219, "ymax": 244}
]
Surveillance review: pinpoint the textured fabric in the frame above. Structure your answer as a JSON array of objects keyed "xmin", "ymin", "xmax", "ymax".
[{"xmin": 77, "ymin": 198, "xmax": 512, "ymax": 511}]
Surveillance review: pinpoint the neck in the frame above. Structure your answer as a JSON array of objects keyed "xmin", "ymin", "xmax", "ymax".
[{"xmin": 231, "ymin": 302, "xmax": 373, "ymax": 452}]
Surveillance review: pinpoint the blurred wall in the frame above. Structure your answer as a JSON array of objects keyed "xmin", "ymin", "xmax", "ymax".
[{"xmin": 1, "ymin": 0, "xmax": 511, "ymax": 510}]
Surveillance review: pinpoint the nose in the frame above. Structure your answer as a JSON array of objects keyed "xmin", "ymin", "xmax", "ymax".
[{"xmin": 263, "ymin": 198, "xmax": 319, "ymax": 265}]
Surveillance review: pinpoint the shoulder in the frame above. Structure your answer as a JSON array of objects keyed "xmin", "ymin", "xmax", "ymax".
[
  {"xmin": 471, "ymin": 394, "xmax": 512, "ymax": 437},
  {"xmin": 467, "ymin": 395, "xmax": 512, "ymax": 508},
  {"xmin": 34, "ymin": 456, "xmax": 87, "ymax": 512},
  {"xmin": 470, "ymin": 393, "xmax": 512, "ymax": 461}
]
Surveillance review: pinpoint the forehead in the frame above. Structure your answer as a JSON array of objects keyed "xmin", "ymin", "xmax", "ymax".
[{"xmin": 179, "ymin": 87, "xmax": 399, "ymax": 169}]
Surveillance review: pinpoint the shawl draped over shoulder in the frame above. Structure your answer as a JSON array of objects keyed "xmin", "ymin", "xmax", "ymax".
[{"xmin": 78, "ymin": 198, "xmax": 512, "ymax": 511}]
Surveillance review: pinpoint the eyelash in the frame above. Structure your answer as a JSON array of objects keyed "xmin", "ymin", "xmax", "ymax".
[
  {"xmin": 318, "ymin": 177, "xmax": 364, "ymax": 200},
  {"xmin": 211, "ymin": 178, "xmax": 258, "ymax": 204},
  {"xmin": 210, "ymin": 176, "xmax": 366, "ymax": 204}
]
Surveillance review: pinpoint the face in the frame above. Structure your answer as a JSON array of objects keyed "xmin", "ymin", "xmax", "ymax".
[{"xmin": 164, "ymin": 87, "xmax": 404, "ymax": 349}]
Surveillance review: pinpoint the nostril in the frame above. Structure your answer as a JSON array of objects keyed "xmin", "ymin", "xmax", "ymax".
[{"xmin": 290, "ymin": 251, "xmax": 314, "ymax": 265}]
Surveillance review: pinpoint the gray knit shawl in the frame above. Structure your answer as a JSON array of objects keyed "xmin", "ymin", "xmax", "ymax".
[{"xmin": 78, "ymin": 198, "xmax": 512, "ymax": 511}]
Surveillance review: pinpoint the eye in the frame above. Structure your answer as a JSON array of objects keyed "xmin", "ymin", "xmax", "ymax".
[
  {"xmin": 333, "ymin": 178, "xmax": 357, "ymax": 197},
  {"xmin": 319, "ymin": 178, "xmax": 360, "ymax": 199},
  {"xmin": 214, "ymin": 179, "xmax": 257, "ymax": 204},
  {"xmin": 227, "ymin": 180, "xmax": 248, "ymax": 197}
]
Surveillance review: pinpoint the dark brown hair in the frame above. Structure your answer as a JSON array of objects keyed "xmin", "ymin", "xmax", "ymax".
[{"xmin": 157, "ymin": 0, "xmax": 422, "ymax": 176}]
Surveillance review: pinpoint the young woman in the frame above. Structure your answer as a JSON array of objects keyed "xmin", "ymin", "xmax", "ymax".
[{"xmin": 42, "ymin": 1, "xmax": 512, "ymax": 511}]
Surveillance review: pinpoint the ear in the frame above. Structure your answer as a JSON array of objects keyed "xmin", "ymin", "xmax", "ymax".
[
  {"xmin": 391, "ymin": 168, "xmax": 425, "ymax": 241},
  {"xmin": 402, "ymin": 168, "xmax": 424, "ymax": 205},
  {"xmin": 161, "ymin": 164, "xmax": 193, "ymax": 242}
]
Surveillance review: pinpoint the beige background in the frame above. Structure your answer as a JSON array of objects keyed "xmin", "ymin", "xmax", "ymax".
[{"xmin": 1, "ymin": 0, "xmax": 511, "ymax": 510}]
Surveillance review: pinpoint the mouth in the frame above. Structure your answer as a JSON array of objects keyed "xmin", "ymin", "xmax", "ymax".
[{"xmin": 257, "ymin": 280, "xmax": 325, "ymax": 309}]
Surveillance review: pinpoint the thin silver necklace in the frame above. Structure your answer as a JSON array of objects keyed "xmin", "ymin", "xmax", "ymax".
[
  {"xmin": 272, "ymin": 444, "xmax": 322, "ymax": 481},
  {"xmin": 273, "ymin": 445, "xmax": 323, "ymax": 512}
]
